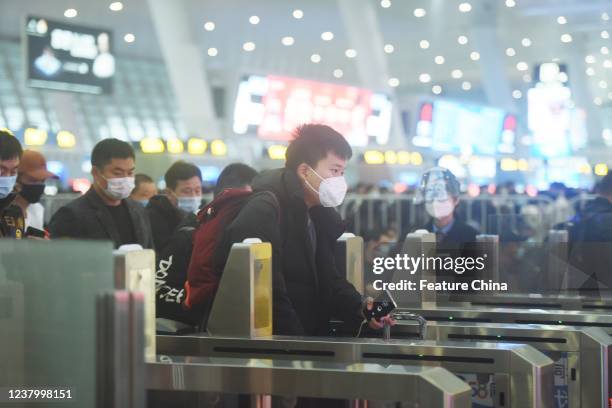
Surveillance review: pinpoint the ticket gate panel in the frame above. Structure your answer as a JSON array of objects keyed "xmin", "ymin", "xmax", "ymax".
[
  {"xmin": 393, "ymin": 312, "xmax": 612, "ymax": 407},
  {"xmin": 157, "ymin": 335, "xmax": 554, "ymax": 408},
  {"xmin": 147, "ymin": 356, "xmax": 472, "ymax": 407}
]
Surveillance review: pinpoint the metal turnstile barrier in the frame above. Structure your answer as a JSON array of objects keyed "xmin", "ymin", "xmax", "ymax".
[
  {"xmin": 387, "ymin": 320, "xmax": 611, "ymax": 408},
  {"xmin": 99, "ymin": 289, "xmax": 471, "ymax": 408},
  {"xmin": 148, "ymin": 356, "xmax": 472, "ymax": 407},
  {"xmin": 335, "ymin": 233, "xmax": 365, "ymax": 294},
  {"xmin": 157, "ymin": 334, "xmax": 554, "ymax": 408},
  {"xmin": 439, "ymin": 292, "xmax": 612, "ymax": 312},
  {"xmin": 114, "ymin": 249, "xmax": 156, "ymax": 360},
  {"xmin": 396, "ymin": 306, "xmax": 612, "ymax": 334},
  {"xmin": 206, "ymin": 240, "xmax": 272, "ymax": 338}
]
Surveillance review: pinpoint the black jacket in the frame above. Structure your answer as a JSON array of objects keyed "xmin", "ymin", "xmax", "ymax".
[
  {"xmin": 48, "ymin": 188, "xmax": 154, "ymax": 249},
  {"xmin": 146, "ymin": 195, "xmax": 189, "ymax": 253},
  {"xmin": 424, "ymin": 218, "xmax": 479, "ymax": 246},
  {"xmin": 217, "ymin": 168, "xmax": 363, "ymax": 336}
]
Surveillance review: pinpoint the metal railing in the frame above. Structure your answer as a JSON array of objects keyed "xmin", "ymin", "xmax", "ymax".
[{"xmin": 339, "ymin": 193, "xmax": 598, "ymax": 238}]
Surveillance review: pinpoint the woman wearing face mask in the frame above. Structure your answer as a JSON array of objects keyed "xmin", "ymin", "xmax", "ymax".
[
  {"xmin": 417, "ymin": 167, "xmax": 479, "ymax": 245},
  {"xmin": 13, "ymin": 150, "xmax": 57, "ymax": 234},
  {"xmin": 416, "ymin": 167, "xmax": 480, "ymax": 293}
]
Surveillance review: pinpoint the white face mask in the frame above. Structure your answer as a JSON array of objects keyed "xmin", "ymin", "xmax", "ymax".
[
  {"xmin": 0, "ymin": 175, "xmax": 17, "ymax": 199},
  {"xmin": 177, "ymin": 196, "xmax": 202, "ymax": 213},
  {"xmin": 425, "ymin": 199, "xmax": 454, "ymax": 219},
  {"xmin": 102, "ymin": 175, "xmax": 135, "ymax": 200},
  {"xmin": 305, "ymin": 167, "xmax": 348, "ymax": 207}
]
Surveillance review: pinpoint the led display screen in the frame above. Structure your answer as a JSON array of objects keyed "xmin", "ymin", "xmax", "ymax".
[
  {"xmin": 233, "ymin": 75, "xmax": 392, "ymax": 146},
  {"xmin": 25, "ymin": 16, "xmax": 114, "ymax": 94}
]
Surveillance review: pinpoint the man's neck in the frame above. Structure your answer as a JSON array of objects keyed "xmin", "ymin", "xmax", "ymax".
[
  {"xmin": 434, "ymin": 215, "xmax": 454, "ymax": 229},
  {"xmin": 93, "ymin": 184, "xmax": 121, "ymax": 207}
]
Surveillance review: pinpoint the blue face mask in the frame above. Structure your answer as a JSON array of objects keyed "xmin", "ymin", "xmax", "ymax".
[
  {"xmin": 177, "ymin": 196, "xmax": 202, "ymax": 214},
  {"xmin": 0, "ymin": 175, "xmax": 17, "ymax": 199},
  {"xmin": 136, "ymin": 199, "xmax": 149, "ymax": 207}
]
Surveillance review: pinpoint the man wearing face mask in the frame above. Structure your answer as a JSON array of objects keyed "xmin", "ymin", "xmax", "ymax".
[
  {"xmin": 146, "ymin": 161, "xmax": 202, "ymax": 253},
  {"xmin": 12, "ymin": 150, "xmax": 57, "ymax": 234},
  {"xmin": 48, "ymin": 138, "xmax": 154, "ymax": 249},
  {"xmin": 129, "ymin": 173, "xmax": 157, "ymax": 207},
  {"xmin": 217, "ymin": 124, "xmax": 390, "ymax": 338},
  {"xmin": 0, "ymin": 130, "xmax": 24, "ymax": 239}
]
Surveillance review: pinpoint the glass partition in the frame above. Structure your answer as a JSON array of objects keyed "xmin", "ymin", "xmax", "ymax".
[{"xmin": 0, "ymin": 240, "xmax": 114, "ymax": 407}]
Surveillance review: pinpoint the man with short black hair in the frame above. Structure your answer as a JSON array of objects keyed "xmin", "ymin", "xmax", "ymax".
[
  {"xmin": 0, "ymin": 130, "xmax": 25, "ymax": 238},
  {"xmin": 48, "ymin": 138, "xmax": 153, "ymax": 249},
  {"xmin": 130, "ymin": 173, "xmax": 157, "ymax": 207},
  {"xmin": 147, "ymin": 161, "xmax": 202, "ymax": 252},
  {"xmin": 217, "ymin": 124, "xmax": 386, "ymax": 336},
  {"xmin": 213, "ymin": 163, "xmax": 258, "ymax": 197}
]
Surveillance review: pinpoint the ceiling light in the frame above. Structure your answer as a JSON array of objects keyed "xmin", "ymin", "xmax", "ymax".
[
  {"xmin": 345, "ymin": 49, "xmax": 357, "ymax": 58},
  {"xmin": 333, "ymin": 69, "xmax": 343, "ymax": 78},
  {"xmin": 586, "ymin": 67, "xmax": 596, "ymax": 76},
  {"xmin": 414, "ymin": 8, "xmax": 426, "ymax": 18},
  {"xmin": 64, "ymin": 8, "xmax": 77, "ymax": 18},
  {"xmin": 249, "ymin": 15, "xmax": 260, "ymax": 25},
  {"xmin": 603, "ymin": 12, "xmax": 610, "ymax": 21},
  {"xmin": 462, "ymin": 81, "xmax": 472, "ymax": 90},
  {"xmin": 558, "ymin": 72, "xmax": 568, "ymax": 82},
  {"xmin": 321, "ymin": 31, "xmax": 334, "ymax": 41},
  {"xmin": 512, "ymin": 89, "xmax": 522, "ymax": 99},
  {"xmin": 470, "ymin": 51, "xmax": 480, "ymax": 61},
  {"xmin": 123, "ymin": 33, "xmax": 135, "ymax": 43},
  {"xmin": 602, "ymin": 31, "xmax": 610, "ymax": 40},
  {"xmin": 281, "ymin": 36, "xmax": 294, "ymax": 46},
  {"xmin": 384, "ymin": 44, "xmax": 395, "ymax": 53},
  {"xmin": 419, "ymin": 40, "xmax": 430, "ymax": 49},
  {"xmin": 432, "ymin": 85, "xmax": 442, "ymax": 94},
  {"xmin": 310, "ymin": 54, "xmax": 321, "ymax": 63},
  {"xmin": 505, "ymin": 0, "xmax": 515, "ymax": 7},
  {"xmin": 457, "ymin": 35, "xmax": 468, "ymax": 45},
  {"xmin": 523, "ymin": 74, "xmax": 532, "ymax": 83},
  {"xmin": 419, "ymin": 73, "xmax": 431, "ymax": 83},
  {"xmin": 521, "ymin": 38, "xmax": 532, "ymax": 47},
  {"xmin": 557, "ymin": 16, "xmax": 567, "ymax": 24},
  {"xmin": 594, "ymin": 97, "xmax": 603, "ymax": 106},
  {"xmin": 560, "ymin": 34, "xmax": 572, "ymax": 43},
  {"xmin": 434, "ymin": 55, "xmax": 445, "ymax": 64},
  {"xmin": 506, "ymin": 47, "xmax": 516, "ymax": 57},
  {"xmin": 458, "ymin": 2, "xmax": 472, "ymax": 13},
  {"xmin": 109, "ymin": 2, "xmax": 123, "ymax": 11},
  {"xmin": 451, "ymin": 69, "xmax": 463, "ymax": 79},
  {"xmin": 602, "ymin": 46, "xmax": 610, "ymax": 55},
  {"xmin": 600, "ymin": 80, "xmax": 608, "ymax": 89},
  {"xmin": 243, "ymin": 41, "xmax": 256, "ymax": 51},
  {"xmin": 516, "ymin": 61, "xmax": 528, "ymax": 71},
  {"xmin": 604, "ymin": 59, "xmax": 612, "ymax": 68},
  {"xmin": 204, "ymin": 21, "xmax": 215, "ymax": 31},
  {"xmin": 292, "ymin": 9, "xmax": 303, "ymax": 19},
  {"xmin": 207, "ymin": 47, "xmax": 218, "ymax": 57},
  {"xmin": 388, "ymin": 77, "xmax": 400, "ymax": 87},
  {"xmin": 380, "ymin": 0, "xmax": 392, "ymax": 8},
  {"xmin": 586, "ymin": 55, "xmax": 596, "ymax": 64}
]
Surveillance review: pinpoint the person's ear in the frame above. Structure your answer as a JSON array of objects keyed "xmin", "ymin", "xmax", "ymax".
[{"xmin": 296, "ymin": 163, "xmax": 310, "ymax": 182}]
